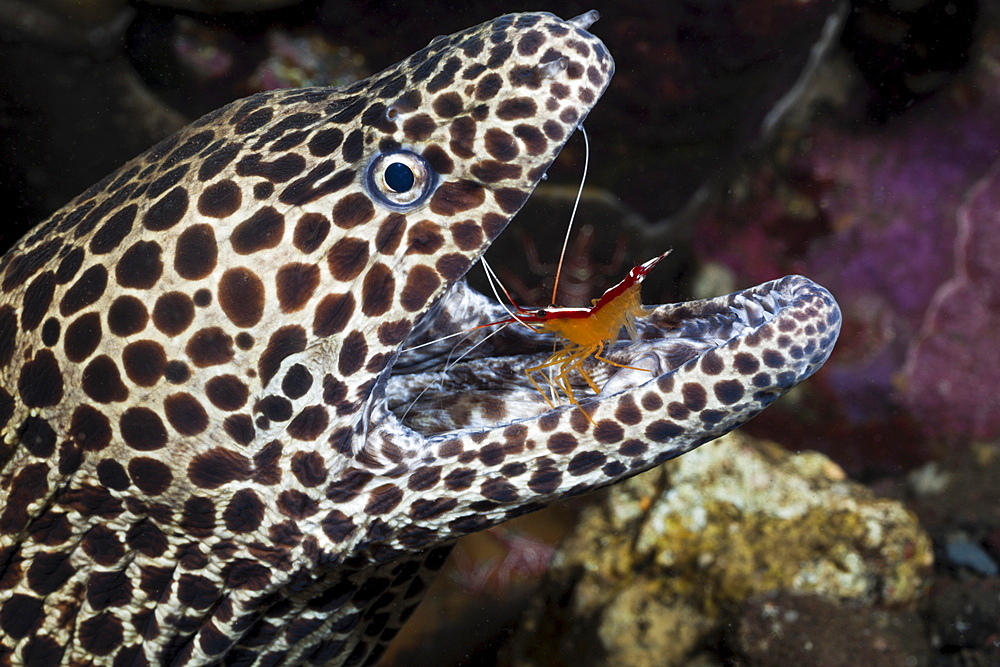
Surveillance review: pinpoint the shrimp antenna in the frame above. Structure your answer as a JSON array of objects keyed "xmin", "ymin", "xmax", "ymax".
[
  {"xmin": 398, "ymin": 320, "xmax": 510, "ymax": 424},
  {"xmin": 551, "ymin": 124, "xmax": 590, "ymax": 306},
  {"xmin": 401, "ymin": 327, "xmax": 486, "ymax": 353},
  {"xmin": 485, "ymin": 256, "xmax": 558, "ymax": 404},
  {"xmin": 482, "ymin": 258, "xmax": 536, "ymax": 332},
  {"xmin": 399, "ymin": 263, "xmax": 520, "ymax": 423},
  {"xmin": 401, "ymin": 256, "xmax": 535, "ymax": 355}
]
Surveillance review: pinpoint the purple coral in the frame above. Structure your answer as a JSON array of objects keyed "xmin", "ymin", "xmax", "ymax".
[{"xmin": 901, "ymin": 163, "xmax": 1000, "ymax": 439}]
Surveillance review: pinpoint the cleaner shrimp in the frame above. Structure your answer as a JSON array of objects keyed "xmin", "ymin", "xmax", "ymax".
[
  {"xmin": 478, "ymin": 124, "xmax": 667, "ymax": 420},
  {"xmin": 482, "ymin": 250, "xmax": 668, "ymax": 420}
]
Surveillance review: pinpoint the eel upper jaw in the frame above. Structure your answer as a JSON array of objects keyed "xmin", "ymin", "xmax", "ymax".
[{"xmin": 381, "ymin": 274, "xmax": 841, "ymax": 437}]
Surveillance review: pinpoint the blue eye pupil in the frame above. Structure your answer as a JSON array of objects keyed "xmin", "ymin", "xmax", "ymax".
[{"xmin": 384, "ymin": 162, "xmax": 415, "ymax": 192}]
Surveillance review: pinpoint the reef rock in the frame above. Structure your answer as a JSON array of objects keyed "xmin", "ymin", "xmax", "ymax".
[{"xmin": 506, "ymin": 431, "xmax": 932, "ymax": 667}]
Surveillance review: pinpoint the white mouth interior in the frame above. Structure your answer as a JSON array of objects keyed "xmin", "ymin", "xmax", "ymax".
[{"xmin": 384, "ymin": 280, "xmax": 787, "ymax": 436}]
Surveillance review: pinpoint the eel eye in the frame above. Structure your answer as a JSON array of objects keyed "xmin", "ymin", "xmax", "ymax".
[
  {"xmin": 384, "ymin": 162, "xmax": 414, "ymax": 192},
  {"xmin": 365, "ymin": 150, "xmax": 437, "ymax": 210}
]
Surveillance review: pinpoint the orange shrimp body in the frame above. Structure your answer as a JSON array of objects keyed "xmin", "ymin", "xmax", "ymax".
[
  {"xmin": 538, "ymin": 282, "xmax": 644, "ymax": 346},
  {"xmin": 496, "ymin": 251, "xmax": 669, "ymax": 416}
]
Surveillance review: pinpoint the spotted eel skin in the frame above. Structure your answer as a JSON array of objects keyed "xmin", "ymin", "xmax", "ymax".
[{"xmin": 0, "ymin": 10, "xmax": 840, "ymax": 666}]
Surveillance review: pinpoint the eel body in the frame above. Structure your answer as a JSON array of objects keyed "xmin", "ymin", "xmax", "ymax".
[{"xmin": 0, "ymin": 10, "xmax": 840, "ymax": 666}]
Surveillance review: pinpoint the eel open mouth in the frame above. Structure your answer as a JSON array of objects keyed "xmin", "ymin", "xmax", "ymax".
[{"xmin": 386, "ymin": 274, "xmax": 841, "ymax": 437}]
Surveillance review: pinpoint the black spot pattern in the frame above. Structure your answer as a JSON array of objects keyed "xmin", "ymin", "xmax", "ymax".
[
  {"xmin": 59, "ymin": 265, "xmax": 107, "ymax": 317},
  {"xmin": 122, "ymin": 340, "xmax": 166, "ymax": 386},
  {"xmin": 144, "ymin": 187, "xmax": 189, "ymax": 231},
  {"xmin": 259, "ymin": 325, "xmax": 306, "ymax": 386},
  {"xmin": 116, "ymin": 241, "xmax": 162, "ymax": 289},
  {"xmin": 119, "ymin": 408, "xmax": 168, "ymax": 451},
  {"xmin": 231, "ymin": 207, "xmax": 284, "ymax": 254},
  {"xmin": 197, "ymin": 180, "xmax": 242, "ymax": 218},
  {"xmin": 293, "ymin": 213, "xmax": 330, "ymax": 253},
  {"xmin": 90, "ymin": 205, "xmax": 136, "ymax": 254},
  {"xmin": 174, "ymin": 224, "xmax": 218, "ymax": 280},
  {"xmin": 128, "ymin": 457, "xmax": 173, "ymax": 495},
  {"xmin": 218, "ymin": 267, "xmax": 265, "ymax": 327},
  {"xmin": 164, "ymin": 393, "xmax": 209, "ymax": 436},
  {"xmin": 63, "ymin": 312, "xmax": 101, "ymax": 362},
  {"xmin": 186, "ymin": 327, "xmax": 235, "ymax": 367},
  {"xmin": 107, "ymin": 296, "xmax": 148, "ymax": 337},
  {"xmin": 152, "ymin": 292, "xmax": 195, "ymax": 336},
  {"xmin": 276, "ymin": 263, "xmax": 320, "ymax": 313},
  {"xmin": 206, "ymin": 375, "xmax": 249, "ymax": 411},
  {"xmin": 19, "ymin": 350, "xmax": 64, "ymax": 408}
]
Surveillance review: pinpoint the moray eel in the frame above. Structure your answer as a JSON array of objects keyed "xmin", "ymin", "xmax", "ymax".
[{"xmin": 0, "ymin": 10, "xmax": 840, "ymax": 666}]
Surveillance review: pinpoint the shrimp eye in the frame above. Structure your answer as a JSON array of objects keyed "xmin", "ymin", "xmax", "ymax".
[
  {"xmin": 365, "ymin": 150, "xmax": 438, "ymax": 211},
  {"xmin": 535, "ymin": 309, "xmax": 548, "ymax": 318}
]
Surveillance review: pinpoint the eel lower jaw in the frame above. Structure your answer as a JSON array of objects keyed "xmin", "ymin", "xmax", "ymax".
[{"xmin": 382, "ymin": 275, "xmax": 840, "ymax": 437}]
